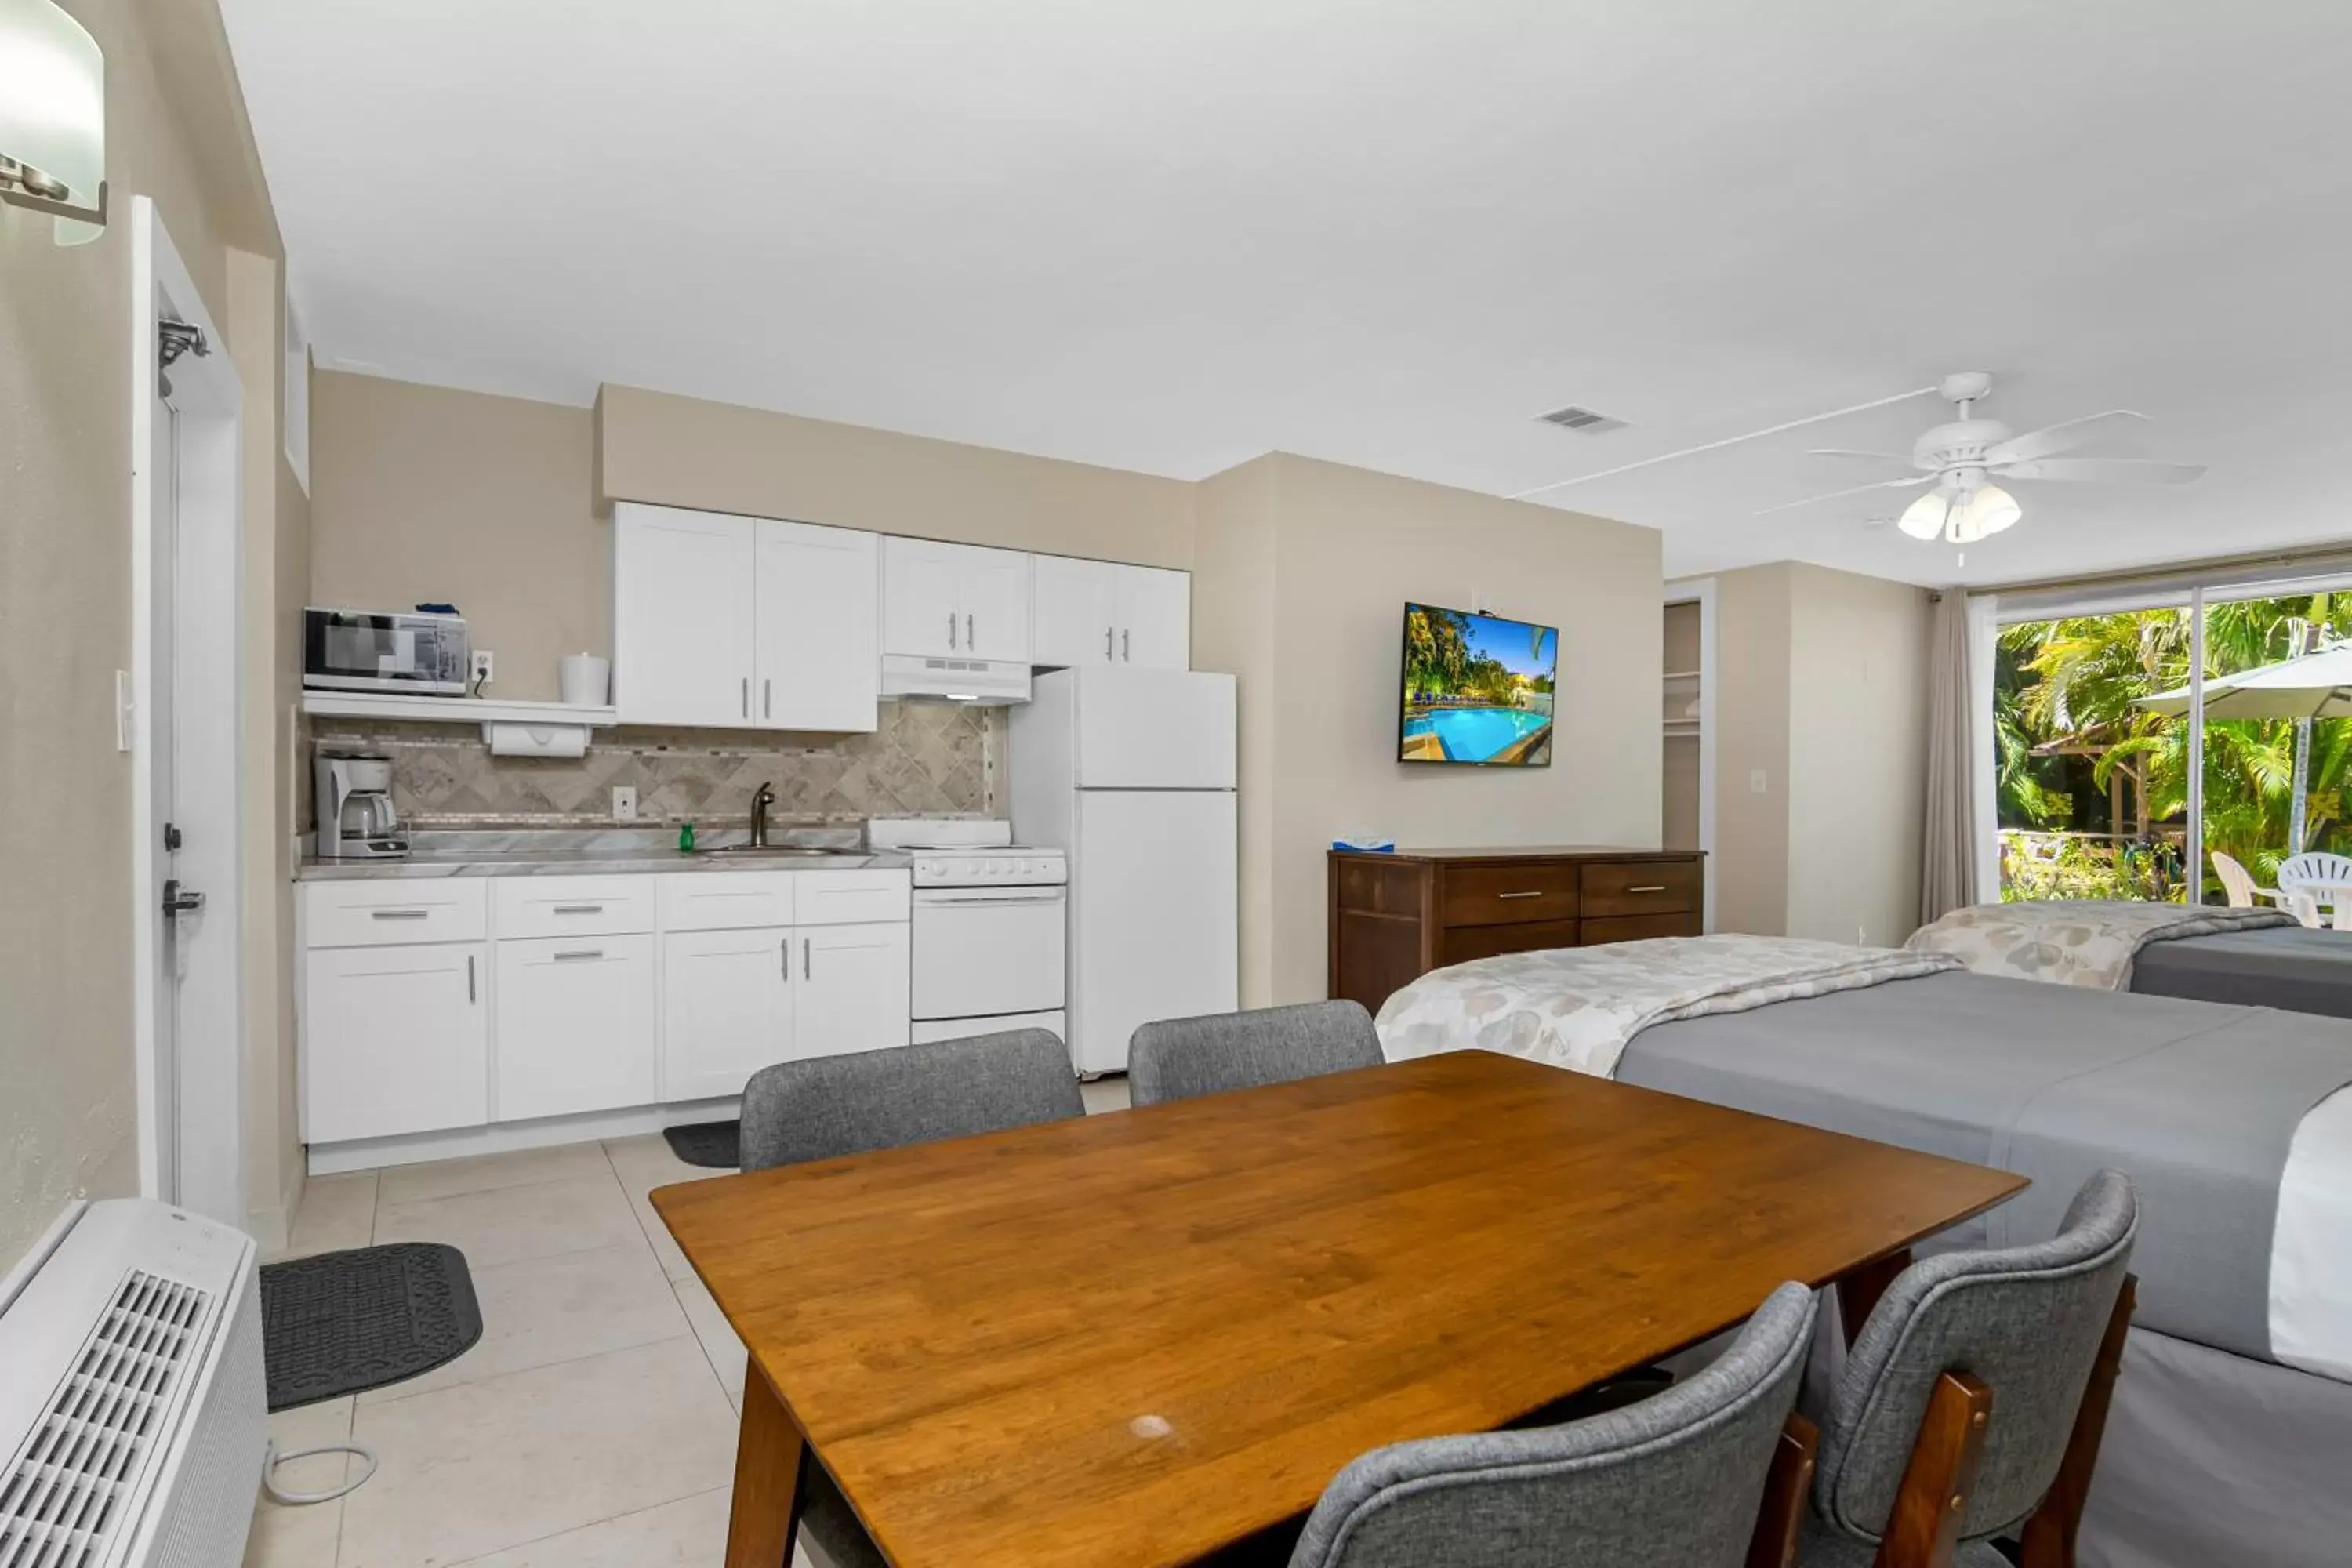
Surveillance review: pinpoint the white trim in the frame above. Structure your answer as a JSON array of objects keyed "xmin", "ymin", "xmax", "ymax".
[
  {"xmin": 129, "ymin": 196, "xmax": 246, "ymax": 1225},
  {"xmin": 1664, "ymin": 576, "xmax": 1718, "ymax": 931},
  {"xmin": 2187, "ymin": 586, "xmax": 2206, "ymax": 906},
  {"xmin": 1966, "ymin": 593, "xmax": 2001, "ymax": 902},
  {"xmin": 306, "ymin": 1096, "xmax": 743, "ymax": 1175}
]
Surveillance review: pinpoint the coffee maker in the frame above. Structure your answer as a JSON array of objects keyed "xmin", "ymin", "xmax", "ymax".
[{"xmin": 314, "ymin": 753, "xmax": 409, "ymax": 859}]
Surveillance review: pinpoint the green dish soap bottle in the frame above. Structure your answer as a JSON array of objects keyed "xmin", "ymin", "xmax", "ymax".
[{"xmin": 677, "ymin": 821, "xmax": 695, "ymax": 853}]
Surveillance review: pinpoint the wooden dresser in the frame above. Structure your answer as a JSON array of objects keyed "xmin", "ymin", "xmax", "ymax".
[{"xmin": 1328, "ymin": 846, "xmax": 1707, "ymax": 1014}]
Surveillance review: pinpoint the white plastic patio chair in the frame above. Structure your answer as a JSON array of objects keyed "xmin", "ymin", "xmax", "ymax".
[
  {"xmin": 2275, "ymin": 852, "xmax": 2352, "ymax": 928},
  {"xmin": 2212, "ymin": 851, "xmax": 2293, "ymax": 913}
]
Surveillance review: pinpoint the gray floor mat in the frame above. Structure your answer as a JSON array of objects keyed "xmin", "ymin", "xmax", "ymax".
[{"xmin": 260, "ymin": 1243, "xmax": 482, "ymax": 1410}]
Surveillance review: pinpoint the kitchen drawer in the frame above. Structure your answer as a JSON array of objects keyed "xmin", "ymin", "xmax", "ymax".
[
  {"xmin": 304, "ymin": 879, "xmax": 488, "ymax": 949},
  {"xmin": 659, "ymin": 872, "xmax": 799, "ymax": 932},
  {"xmin": 1439, "ymin": 863, "xmax": 1579, "ymax": 928},
  {"xmin": 1581, "ymin": 911, "xmax": 1702, "ymax": 945},
  {"xmin": 1580, "ymin": 860, "xmax": 1701, "ymax": 919},
  {"xmin": 793, "ymin": 869, "xmax": 912, "ymax": 927},
  {"xmin": 1439, "ymin": 919, "xmax": 1581, "ymax": 967},
  {"xmin": 495, "ymin": 875, "xmax": 657, "ymax": 938}
]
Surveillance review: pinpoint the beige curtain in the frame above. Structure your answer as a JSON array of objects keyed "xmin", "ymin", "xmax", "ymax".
[{"xmin": 1921, "ymin": 590, "xmax": 1979, "ymax": 922}]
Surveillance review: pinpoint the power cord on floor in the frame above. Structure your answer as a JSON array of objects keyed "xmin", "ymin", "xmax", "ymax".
[{"xmin": 262, "ymin": 1438, "xmax": 379, "ymax": 1505}]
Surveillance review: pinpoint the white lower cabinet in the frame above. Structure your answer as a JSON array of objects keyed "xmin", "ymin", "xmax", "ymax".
[
  {"xmin": 795, "ymin": 922, "xmax": 914, "ymax": 1056},
  {"xmin": 495, "ymin": 935, "xmax": 659, "ymax": 1122},
  {"xmin": 303, "ymin": 942, "xmax": 489, "ymax": 1145},
  {"xmin": 662, "ymin": 927, "xmax": 796, "ymax": 1102}
]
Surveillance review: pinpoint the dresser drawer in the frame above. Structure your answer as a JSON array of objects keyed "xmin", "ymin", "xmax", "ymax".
[
  {"xmin": 1439, "ymin": 920, "xmax": 1581, "ymax": 967},
  {"xmin": 1580, "ymin": 861, "xmax": 1700, "ymax": 919},
  {"xmin": 659, "ymin": 872, "xmax": 799, "ymax": 933},
  {"xmin": 303, "ymin": 879, "xmax": 488, "ymax": 949},
  {"xmin": 792, "ymin": 869, "xmax": 912, "ymax": 927},
  {"xmin": 1440, "ymin": 863, "xmax": 1580, "ymax": 927},
  {"xmin": 495, "ymin": 876, "xmax": 657, "ymax": 938},
  {"xmin": 1581, "ymin": 912, "xmax": 1701, "ymax": 946}
]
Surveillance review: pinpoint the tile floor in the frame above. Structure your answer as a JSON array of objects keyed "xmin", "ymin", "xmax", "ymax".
[{"xmin": 247, "ymin": 1076, "xmax": 1133, "ymax": 1568}]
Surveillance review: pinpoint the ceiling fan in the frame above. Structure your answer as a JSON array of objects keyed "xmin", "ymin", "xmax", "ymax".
[{"xmin": 1758, "ymin": 371, "xmax": 2205, "ymax": 543}]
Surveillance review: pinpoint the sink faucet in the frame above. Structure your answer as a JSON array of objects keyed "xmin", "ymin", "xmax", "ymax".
[{"xmin": 750, "ymin": 782, "xmax": 776, "ymax": 848}]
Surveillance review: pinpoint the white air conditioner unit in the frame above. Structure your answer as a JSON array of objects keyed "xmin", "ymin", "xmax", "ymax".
[{"xmin": 0, "ymin": 1200, "xmax": 266, "ymax": 1567}]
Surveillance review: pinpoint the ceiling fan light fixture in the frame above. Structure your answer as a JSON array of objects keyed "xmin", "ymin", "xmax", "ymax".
[
  {"xmin": 1945, "ymin": 481, "xmax": 2021, "ymax": 543},
  {"xmin": 1897, "ymin": 488, "xmax": 1951, "ymax": 540}
]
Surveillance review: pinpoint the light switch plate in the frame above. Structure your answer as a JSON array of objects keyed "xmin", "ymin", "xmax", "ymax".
[
  {"xmin": 1749, "ymin": 768, "xmax": 1768, "ymax": 795},
  {"xmin": 612, "ymin": 786, "xmax": 637, "ymax": 820}
]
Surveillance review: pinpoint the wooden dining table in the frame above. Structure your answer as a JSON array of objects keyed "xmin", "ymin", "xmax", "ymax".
[{"xmin": 651, "ymin": 1049, "xmax": 2026, "ymax": 1568}]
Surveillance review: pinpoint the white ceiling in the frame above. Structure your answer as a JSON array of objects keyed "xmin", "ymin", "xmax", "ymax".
[{"xmin": 218, "ymin": 0, "xmax": 2352, "ymax": 586}]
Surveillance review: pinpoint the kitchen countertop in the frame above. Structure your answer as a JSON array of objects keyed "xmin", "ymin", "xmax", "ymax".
[{"xmin": 297, "ymin": 828, "xmax": 911, "ymax": 882}]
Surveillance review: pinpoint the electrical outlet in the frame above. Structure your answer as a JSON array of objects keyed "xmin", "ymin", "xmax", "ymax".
[
  {"xmin": 612, "ymin": 786, "xmax": 637, "ymax": 820},
  {"xmin": 470, "ymin": 650, "xmax": 495, "ymax": 688},
  {"xmin": 1749, "ymin": 768, "xmax": 1768, "ymax": 795}
]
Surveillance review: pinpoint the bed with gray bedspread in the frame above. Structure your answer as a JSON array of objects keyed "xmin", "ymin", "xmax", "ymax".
[{"xmin": 2129, "ymin": 922, "xmax": 2352, "ymax": 1017}]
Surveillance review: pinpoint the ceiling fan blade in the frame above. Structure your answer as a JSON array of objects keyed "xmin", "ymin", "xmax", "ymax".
[
  {"xmin": 1995, "ymin": 457, "xmax": 2205, "ymax": 485},
  {"xmin": 1753, "ymin": 475, "xmax": 1933, "ymax": 516},
  {"xmin": 1984, "ymin": 409, "xmax": 2150, "ymax": 466},
  {"xmin": 1806, "ymin": 448, "xmax": 1923, "ymax": 464}
]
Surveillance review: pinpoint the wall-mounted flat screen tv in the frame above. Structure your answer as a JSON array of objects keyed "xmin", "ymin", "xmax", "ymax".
[{"xmin": 1399, "ymin": 604, "xmax": 1557, "ymax": 766}]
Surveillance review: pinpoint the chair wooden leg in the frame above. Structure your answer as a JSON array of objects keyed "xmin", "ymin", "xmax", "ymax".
[
  {"xmin": 1745, "ymin": 1413, "xmax": 1819, "ymax": 1568},
  {"xmin": 2017, "ymin": 1275, "xmax": 2137, "ymax": 1568},
  {"xmin": 1872, "ymin": 1371, "xmax": 1992, "ymax": 1568}
]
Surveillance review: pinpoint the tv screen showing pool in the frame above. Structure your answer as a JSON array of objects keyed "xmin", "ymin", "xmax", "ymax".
[{"xmin": 1399, "ymin": 604, "xmax": 1557, "ymax": 766}]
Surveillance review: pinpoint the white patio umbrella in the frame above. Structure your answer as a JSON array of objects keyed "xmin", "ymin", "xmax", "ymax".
[{"xmin": 2138, "ymin": 642, "xmax": 2352, "ymax": 854}]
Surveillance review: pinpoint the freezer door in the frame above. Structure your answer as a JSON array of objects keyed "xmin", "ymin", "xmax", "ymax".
[
  {"xmin": 1073, "ymin": 668, "xmax": 1236, "ymax": 789},
  {"xmin": 1070, "ymin": 789, "xmax": 1238, "ymax": 1075}
]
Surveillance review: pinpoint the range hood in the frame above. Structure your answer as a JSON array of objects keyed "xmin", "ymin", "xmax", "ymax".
[{"xmin": 880, "ymin": 653, "xmax": 1032, "ymax": 706}]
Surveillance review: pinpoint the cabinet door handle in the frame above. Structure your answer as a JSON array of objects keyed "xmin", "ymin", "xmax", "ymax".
[
  {"xmin": 551, "ymin": 903, "xmax": 604, "ymax": 915},
  {"xmin": 803, "ymin": 937, "xmax": 811, "ymax": 980},
  {"xmin": 764, "ymin": 678, "xmax": 771, "ymax": 719},
  {"xmin": 741, "ymin": 677, "xmax": 750, "ymax": 718},
  {"xmin": 371, "ymin": 908, "xmax": 430, "ymax": 920},
  {"xmin": 1122, "ymin": 628, "xmax": 1130, "ymax": 662},
  {"xmin": 967, "ymin": 612, "xmax": 975, "ymax": 649},
  {"xmin": 948, "ymin": 612, "xmax": 956, "ymax": 650},
  {"xmin": 1105, "ymin": 626, "xmax": 1114, "ymax": 662},
  {"xmin": 781, "ymin": 935, "xmax": 791, "ymax": 982},
  {"xmin": 554, "ymin": 949, "xmax": 604, "ymax": 961},
  {"xmin": 1626, "ymin": 884, "xmax": 1668, "ymax": 895},
  {"xmin": 466, "ymin": 953, "xmax": 476, "ymax": 1003},
  {"xmin": 1496, "ymin": 891, "xmax": 1544, "ymax": 900}
]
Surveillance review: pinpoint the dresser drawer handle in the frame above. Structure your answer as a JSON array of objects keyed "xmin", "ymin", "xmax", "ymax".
[
  {"xmin": 1496, "ymin": 891, "xmax": 1544, "ymax": 900},
  {"xmin": 370, "ymin": 909, "xmax": 430, "ymax": 920},
  {"xmin": 551, "ymin": 904, "xmax": 605, "ymax": 914},
  {"xmin": 1625, "ymin": 884, "xmax": 1668, "ymax": 895}
]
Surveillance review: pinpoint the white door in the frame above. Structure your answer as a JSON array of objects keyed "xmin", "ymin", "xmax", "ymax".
[
  {"xmin": 795, "ymin": 923, "xmax": 913, "ymax": 1056},
  {"xmin": 1073, "ymin": 667, "xmax": 1238, "ymax": 789},
  {"xmin": 754, "ymin": 520, "xmax": 880, "ymax": 731},
  {"xmin": 1030, "ymin": 556, "xmax": 1117, "ymax": 668},
  {"xmin": 303, "ymin": 943, "xmax": 489, "ymax": 1144},
  {"xmin": 662, "ymin": 927, "xmax": 796, "ymax": 1101},
  {"xmin": 614, "ymin": 506, "xmax": 757, "ymax": 726},
  {"xmin": 909, "ymin": 889, "xmax": 1067, "ymax": 1022},
  {"xmin": 148, "ymin": 389, "xmax": 182, "ymax": 1198},
  {"xmin": 1070, "ymin": 789, "xmax": 1238, "ymax": 1075},
  {"xmin": 883, "ymin": 537, "xmax": 966, "ymax": 658},
  {"xmin": 495, "ymin": 935, "xmax": 659, "ymax": 1120},
  {"xmin": 1115, "ymin": 566, "xmax": 1192, "ymax": 670},
  {"xmin": 959, "ymin": 545, "xmax": 1033, "ymax": 662}
]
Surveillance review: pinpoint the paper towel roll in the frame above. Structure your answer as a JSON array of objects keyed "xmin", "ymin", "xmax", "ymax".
[{"xmin": 487, "ymin": 723, "xmax": 590, "ymax": 759}]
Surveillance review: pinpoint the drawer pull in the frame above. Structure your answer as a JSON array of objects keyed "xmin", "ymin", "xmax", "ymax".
[
  {"xmin": 551, "ymin": 904, "xmax": 605, "ymax": 914},
  {"xmin": 1626, "ymin": 884, "xmax": 1668, "ymax": 895},
  {"xmin": 1496, "ymin": 891, "xmax": 1545, "ymax": 900},
  {"xmin": 370, "ymin": 909, "xmax": 430, "ymax": 920},
  {"xmin": 553, "ymin": 949, "xmax": 604, "ymax": 961}
]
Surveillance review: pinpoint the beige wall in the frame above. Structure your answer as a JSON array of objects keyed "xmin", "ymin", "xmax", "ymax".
[
  {"xmin": 1785, "ymin": 564, "xmax": 1930, "ymax": 946},
  {"xmin": 597, "ymin": 383, "xmax": 1196, "ymax": 568},
  {"xmin": 312, "ymin": 373, "xmax": 604, "ymax": 702},
  {"xmin": 1705, "ymin": 563, "xmax": 1932, "ymax": 945},
  {"xmin": 1192, "ymin": 455, "xmax": 1662, "ymax": 1005},
  {"xmin": 0, "ymin": 0, "xmax": 285, "ymax": 1270}
]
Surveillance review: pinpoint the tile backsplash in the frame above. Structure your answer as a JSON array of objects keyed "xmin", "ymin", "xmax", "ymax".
[{"xmin": 310, "ymin": 702, "xmax": 1000, "ymax": 829}]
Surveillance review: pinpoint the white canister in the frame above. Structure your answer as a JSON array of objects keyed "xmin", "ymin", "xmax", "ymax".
[{"xmin": 559, "ymin": 653, "xmax": 610, "ymax": 708}]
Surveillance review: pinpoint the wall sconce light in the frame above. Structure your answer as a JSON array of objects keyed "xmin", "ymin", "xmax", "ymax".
[{"xmin": 0, "ymin": 0, "xmax": 107, "ymax": 245}]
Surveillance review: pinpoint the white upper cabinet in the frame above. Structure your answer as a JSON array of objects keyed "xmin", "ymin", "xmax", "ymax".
[
  {"xmin": 1030, "ymin": 557, "xmax": 1191, "ymax": 670},
  {"xmin": 754, "ymin": 520, "xmax": 880, "ymax": 731},
  {"xmin": 884, "ymin": 538, "xmax": 1032, "ymax": 662},
  {"xmin": 615, "ymin": 503, "xmax": 880, "ymax": 731},
  {"xmin": 614, "ymin": 505, "xmax": 759, "ymax": 727}
]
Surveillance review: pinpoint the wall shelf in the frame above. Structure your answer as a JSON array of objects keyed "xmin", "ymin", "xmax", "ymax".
[{"xmin": 302, "ymin": 691, "xmax": 619, "ymax": 728}]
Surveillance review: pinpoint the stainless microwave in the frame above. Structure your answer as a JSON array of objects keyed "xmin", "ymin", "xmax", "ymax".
[{"xmin": 303, "ymin": 608, "xmax": 470, "ymax": 696}]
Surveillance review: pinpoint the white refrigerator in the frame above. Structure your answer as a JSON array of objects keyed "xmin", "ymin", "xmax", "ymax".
[{"xmin": 1010, "ymin": 667, "xmax": 1239, "ymax": 1076}]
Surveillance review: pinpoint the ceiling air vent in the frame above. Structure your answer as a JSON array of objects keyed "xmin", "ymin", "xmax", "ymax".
[{"xmin": 1537, "ymin": 405, "xmax": 1625, "ymax": 435}]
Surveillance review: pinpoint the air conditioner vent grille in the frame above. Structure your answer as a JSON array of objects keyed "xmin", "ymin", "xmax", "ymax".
[
  {"xmin": 1538, "ymin": 405, "xmax": 1626, "ymax": 434},
  {"xmin": 0, "ymin": 1270, "xmax": 208, "ymax": 1568}
]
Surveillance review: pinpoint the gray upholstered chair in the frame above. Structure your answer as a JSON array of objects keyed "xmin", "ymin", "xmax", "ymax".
[
  {"xmin": 1129, "ymin": 1000, "xmax": 1386, "ymax": 1107},
  {"xmin": 1798, "ymin": 1170, "xmax": 2140, "ymax": 1568},
  {"xmin": 738, "ymin": 1027, "xmax": 1086, "ymax": 1568},
  {"xmin": 1286, "ymin": 1283, "xmax": 1819, "ymax": 1568}
]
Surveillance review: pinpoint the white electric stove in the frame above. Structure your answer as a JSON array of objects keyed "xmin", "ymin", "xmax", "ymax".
[{"xmin": 867, "ymin": 820, "xmax": 1068, "ymax": 1048}]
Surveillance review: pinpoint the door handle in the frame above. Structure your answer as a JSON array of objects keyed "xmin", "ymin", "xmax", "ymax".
[
  {"xmin": 948, "ymin": 612, "xmax": 956, "ymax": 650},
  {"xmin": 553, "ymin": 949, "xmax": 604, "ymax": 961},
  {"xmin": 162, "ymin": 880, "xmax": 205, "ymax": 916},
  {"xmin": 1496, "ymin": 891, "xmax": 1544, "ymax": 900},
  {"xmin": 967, "ymin": 612, "xmax": 975, "ymax": 650},
  {"xmin": 764, "ymin": 678, "xmax": 771, "ymax": 719},
  {"xmin": 1105, "ymin": 626, "xmax": 1114, "ymax": 662},
  {"xmin": 741, "ymin": 677, "xmax": 750, "ymax": 718},
  {"xmin": 466, "ymin": 953, "xmax": 477, "ymax": 1003},
  {"xmin": 370, "ymin": 908, "xmax": 429, "ymax": 920},
  {"xmin": 803, "ymin": 937, "xmax": 811, "ymax": 981},
  {"xmin": 781, "ymin": 935, "xmax": 791, "ymax": 982},
  {"xmin": 1122, "ymin": 628, "xmax": 1130, "ymax": 662}
]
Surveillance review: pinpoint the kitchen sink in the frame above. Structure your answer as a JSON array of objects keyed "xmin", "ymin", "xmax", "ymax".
[{"xmin": 691, "ymin": 844, "xmax": 844, "ymax": 858}]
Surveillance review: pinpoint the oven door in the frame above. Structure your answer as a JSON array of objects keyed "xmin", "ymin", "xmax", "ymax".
[
  {"xmin": 910, "ymin": 885, "xmax": 1068, "ymax": 1024},
  {"xmin": 304, "ymin": 609, "xmax": 470, "ymax": 695}
]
